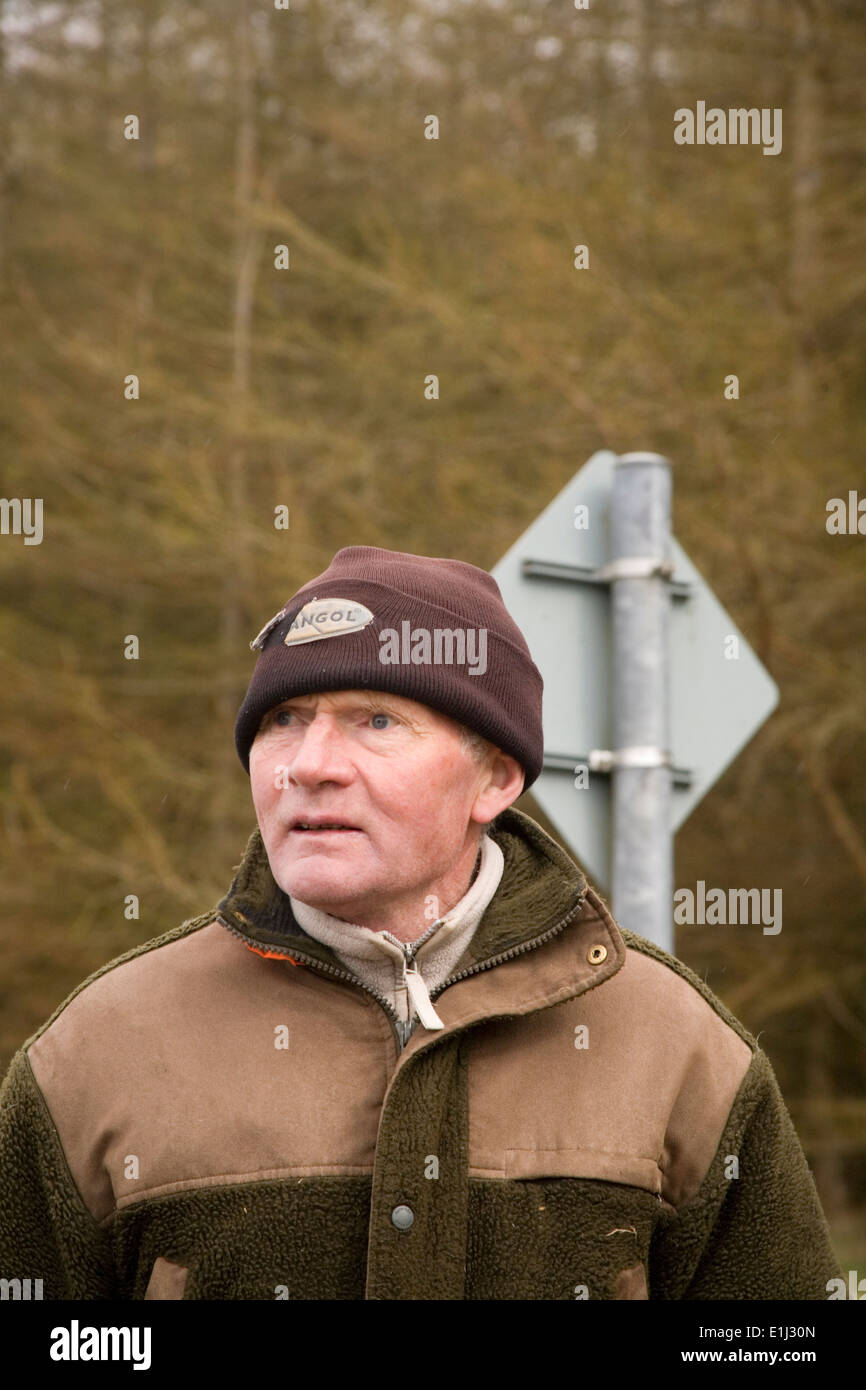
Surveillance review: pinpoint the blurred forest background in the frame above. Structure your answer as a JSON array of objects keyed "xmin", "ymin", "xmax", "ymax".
[{"xmin": 0, "ymin": 0, "xmax": 864, "ymax": 1269}]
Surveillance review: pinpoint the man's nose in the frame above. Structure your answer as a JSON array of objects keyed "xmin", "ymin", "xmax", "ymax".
[{"xmin": 285, "ymin": 716, "xmax": 352, "ymax": 785}]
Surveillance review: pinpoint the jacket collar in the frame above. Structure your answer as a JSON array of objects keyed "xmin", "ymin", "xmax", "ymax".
[{"xmin": 215, "ymin": 806, "xmax": 627, "ymax": 1023}]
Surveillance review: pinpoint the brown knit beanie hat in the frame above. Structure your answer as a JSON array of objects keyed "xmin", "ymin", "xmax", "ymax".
[{"xmin": 234, "ymin": 546, "xmax": 544, "ymax": 789}]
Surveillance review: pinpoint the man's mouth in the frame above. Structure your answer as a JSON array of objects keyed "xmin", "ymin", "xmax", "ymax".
[{"xmin": 289, "ymin": 819, "xmax": 362, "ymax": 834}]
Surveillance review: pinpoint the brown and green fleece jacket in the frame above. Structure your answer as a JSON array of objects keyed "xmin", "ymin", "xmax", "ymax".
[{"xmin": 0, "ymin": 807, "xmax": 842, "ymax": 1300}]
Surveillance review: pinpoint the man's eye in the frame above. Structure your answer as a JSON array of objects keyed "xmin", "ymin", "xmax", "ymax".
[
  {"xmin": 369, "ymin": 713, "xmax": 392, "ymax": 730},
  {"xmin": 274, "ymin": 710, "xmax": 295, "ymax": 726}
]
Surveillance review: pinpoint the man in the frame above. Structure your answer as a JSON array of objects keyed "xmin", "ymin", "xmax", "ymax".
[{"xmin": 0, "ymin": 545, "xmax": 841, "ymax": 1299}]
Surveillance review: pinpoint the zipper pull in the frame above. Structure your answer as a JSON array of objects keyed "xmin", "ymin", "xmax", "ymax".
[{"xmin": 404, "ymin": 961, "xmax": 445, "ymax": 1031}]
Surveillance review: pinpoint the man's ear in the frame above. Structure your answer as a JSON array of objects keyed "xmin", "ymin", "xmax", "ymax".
[{"xmin": 470, "ymin": 752, "xmax": 524, "ymax": 828}]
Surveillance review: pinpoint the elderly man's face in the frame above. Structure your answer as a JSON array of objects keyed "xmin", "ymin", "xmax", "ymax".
[{"xmin": 249, "ymin": 689, "xmax": 522, "ymax": 932}]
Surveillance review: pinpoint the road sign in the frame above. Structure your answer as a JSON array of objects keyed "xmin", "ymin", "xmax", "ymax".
[{"xmin": 492, "ymin": 450, "xmax": 779, "ymax": 892}]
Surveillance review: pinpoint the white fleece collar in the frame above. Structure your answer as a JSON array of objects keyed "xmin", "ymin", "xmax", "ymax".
[{"xmin": 289, "ymin": 835, "xmax": 505, "ymax": 1020}]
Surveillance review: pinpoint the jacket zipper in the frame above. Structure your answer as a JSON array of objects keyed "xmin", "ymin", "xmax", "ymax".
[
  {"xmin": 379, "ymin": 920, "xmax": 447, "ymax": 1035},
  {"xmin": 218, "ymin": 912, "xmax": 450, "ymax": 1051},
  {"xmin": 430, "ymin": 898, "xmax": 585, "ymax": 999},
  {"xmin": 216, "ymin": 890, "xmax": 586, "ymax": 1053},
  {"xmin": 216, "ymin": 913, "xmax": 410, "ymax": 1050}
]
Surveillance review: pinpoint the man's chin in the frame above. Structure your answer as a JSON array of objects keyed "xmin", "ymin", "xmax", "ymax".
[{"xmin": 277, "ymin": 858, "xmax": 368, "ymax": 910}]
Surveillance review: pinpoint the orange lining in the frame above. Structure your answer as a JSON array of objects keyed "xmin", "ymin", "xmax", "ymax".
[{"xmin": 244, "ymin": 942, "xmax": 303, "ymax": 965}]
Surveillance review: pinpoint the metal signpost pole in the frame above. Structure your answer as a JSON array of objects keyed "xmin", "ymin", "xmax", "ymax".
[
  {"xmin": 609, "ymin": 452, "xmax": 673, "ymax": 949},
  {"xmin": 492, "ymin": 448, "xmax": 777, "ymax": 941}
]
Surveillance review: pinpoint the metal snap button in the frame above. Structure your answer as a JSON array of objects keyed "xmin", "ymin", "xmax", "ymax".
[
  {"xmin": 587, "ymin": 944, "xmax": 608, "ymax": 965},
  {"xmin": 391, "ymin": 1204, "xmax": 415, "ymax": 1230}
]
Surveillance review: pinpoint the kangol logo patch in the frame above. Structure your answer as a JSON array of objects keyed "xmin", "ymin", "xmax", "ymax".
[{"xmin": 283, "ymin": 597, "xmax": 375, "ymax": 646}]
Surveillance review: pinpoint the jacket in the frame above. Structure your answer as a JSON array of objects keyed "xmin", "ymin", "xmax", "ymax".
[{"xmin": 0, "ymin": 806, "xmax": 841, "ymax": 1300}]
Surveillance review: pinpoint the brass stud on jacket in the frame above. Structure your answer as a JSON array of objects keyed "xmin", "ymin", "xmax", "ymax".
[{"xmin": 587, "ymin": 944, "xmax": 608, "ymax": 965}]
